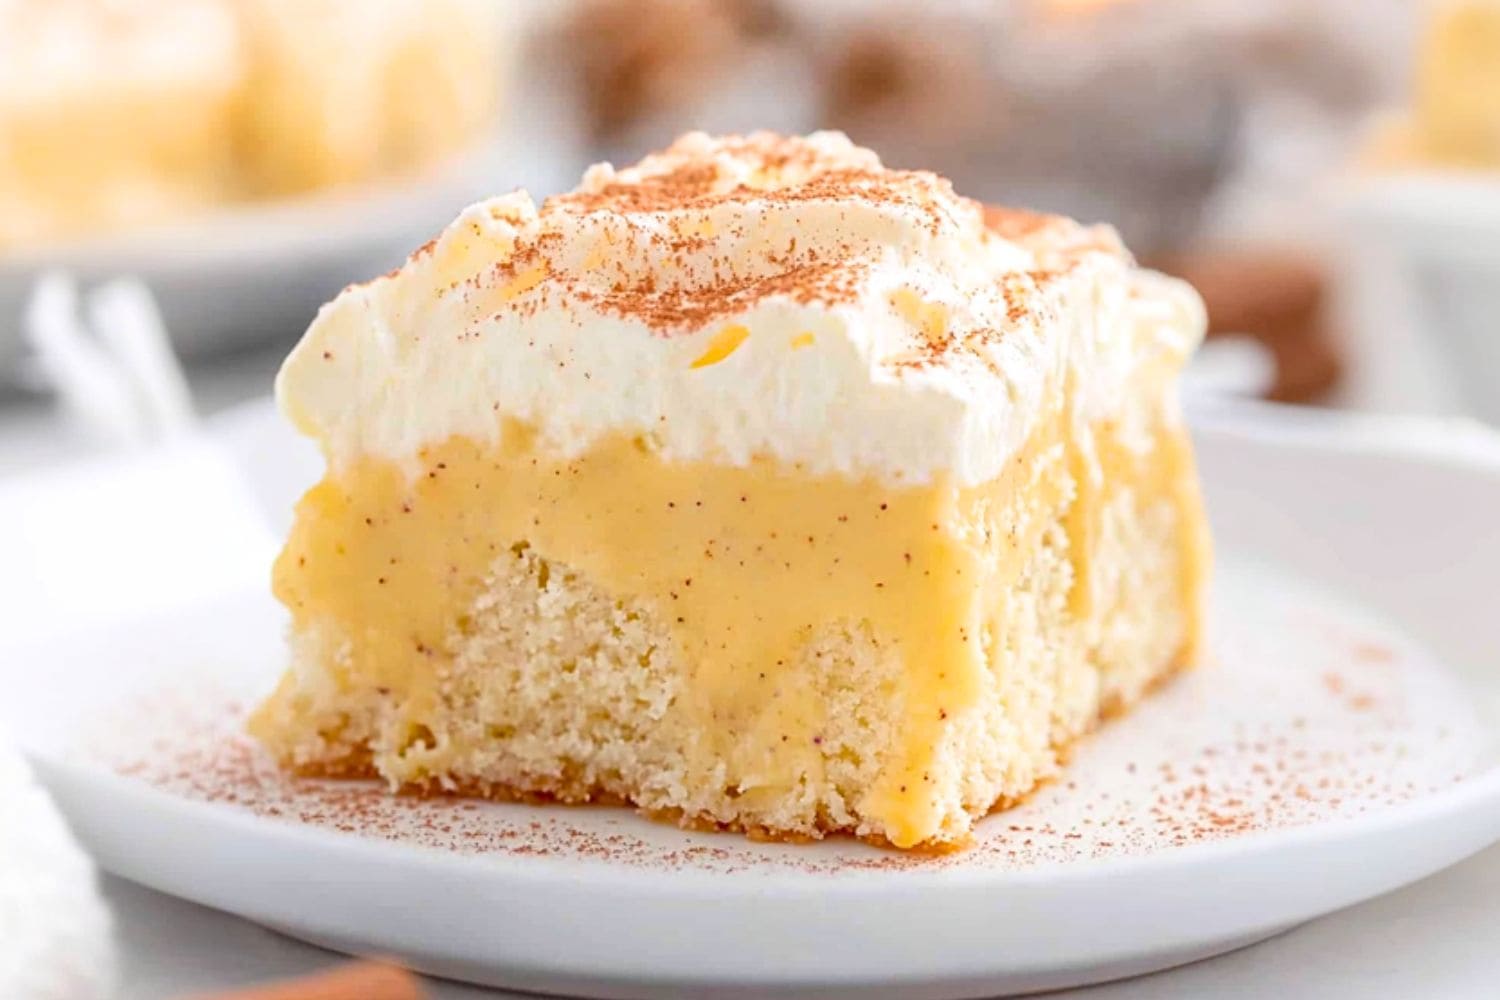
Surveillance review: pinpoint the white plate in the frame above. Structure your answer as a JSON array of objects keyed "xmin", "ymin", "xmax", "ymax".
[{"xmin": 4, "ymin": 402, "xmax": 1500, "ymax": 999}]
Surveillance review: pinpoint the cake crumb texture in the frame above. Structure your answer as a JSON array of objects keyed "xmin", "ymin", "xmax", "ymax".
[{"xmin": 253, "ymin": 442, "xmax": 1198, "ymax": 849}]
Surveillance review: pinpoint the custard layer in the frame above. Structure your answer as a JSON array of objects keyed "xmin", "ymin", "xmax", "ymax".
[{"xmin": 265, "ymin": 407, "xmax": 1205, "ymax": 847}]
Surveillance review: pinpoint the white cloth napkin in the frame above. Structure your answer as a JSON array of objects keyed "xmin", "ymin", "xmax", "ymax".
[{"xmin": 0, "ymin": 737, "xmax": 115, "ymax": 1000}]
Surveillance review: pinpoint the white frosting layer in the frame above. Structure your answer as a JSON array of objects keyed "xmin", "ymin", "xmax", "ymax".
[{"xmin": 278, "ymin": 131, "xmax": 1205, "ymax": 486}]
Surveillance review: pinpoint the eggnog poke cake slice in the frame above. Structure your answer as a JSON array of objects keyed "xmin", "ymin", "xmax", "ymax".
[{"xmin": 251, "ymin": 131, "xmax": 1210, "ymax": 850}]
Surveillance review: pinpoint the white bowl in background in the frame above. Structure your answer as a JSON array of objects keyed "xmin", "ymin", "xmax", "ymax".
[
  {"xmin": 1345, "ymin": 172, "xmax": 1500, "ymax": 424},
  {"xmin": 0, "ymin": 141, "xmax": 526, "ymax": 380}
]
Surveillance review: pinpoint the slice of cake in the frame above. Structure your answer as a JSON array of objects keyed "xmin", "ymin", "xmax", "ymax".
[
  {"xmin": 0, "ymin": 0, "xmax": 244, "ymax": 250},
  {"xmin": 0, "ymin": 0, "xmax": 504, "ymax": 251},
  {"xmin": 251, "ymin": 132, "xmax": 1210, "ymax": 850}
]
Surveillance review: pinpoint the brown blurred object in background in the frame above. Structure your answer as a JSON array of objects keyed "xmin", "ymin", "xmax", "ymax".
[
  {"xmin": 1158, "ymin": 251, "xmax": 1344, "ymax": 404},
  {"xmin": 190, "ymin": 959, "xmax": 425, "ymax": 1000},
  {"xmin": 566, "ymin": 0, "xmax": 788, "ymax": 140},
  {"xmin": 818, "ymin": 0, "xmax": 1240, "ymax": 260},
  {"xmin": 549, "ymin": 0, "xmax": 809, "ymax": 162},
  {"xmin": 549, "ymin": 0, "xmax": 1411, "ymax": 253}
]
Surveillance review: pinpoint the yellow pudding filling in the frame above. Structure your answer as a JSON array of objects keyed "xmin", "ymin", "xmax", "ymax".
[{"xmin": 254, "ymin": 403, "xmax": 1205, "ymax": 848}]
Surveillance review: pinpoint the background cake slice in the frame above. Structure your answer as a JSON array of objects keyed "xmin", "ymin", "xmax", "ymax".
[{"xmin": 252, "ymin": 131, "xmax": 1209, "ymax": 850}]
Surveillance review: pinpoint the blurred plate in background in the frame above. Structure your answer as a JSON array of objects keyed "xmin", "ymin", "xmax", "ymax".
[{"xmin": 0, "ymin": 141, "xmax": 512, "ymax": 379}]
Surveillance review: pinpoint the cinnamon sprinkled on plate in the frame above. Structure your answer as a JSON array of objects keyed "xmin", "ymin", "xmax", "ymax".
[{"xmin": 92, "ymin": 590, "xmax": 1486, "ymax": 877}]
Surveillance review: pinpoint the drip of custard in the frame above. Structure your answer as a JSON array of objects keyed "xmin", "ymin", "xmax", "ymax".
[{"xmin": 271, "ymin": 406, "xmax": 1203, "ymax": 847}]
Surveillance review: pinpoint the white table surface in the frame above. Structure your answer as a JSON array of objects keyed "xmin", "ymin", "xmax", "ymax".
[{"xmin": 109, "ymin": 841, "xmax": 1500, "ymax": 999}]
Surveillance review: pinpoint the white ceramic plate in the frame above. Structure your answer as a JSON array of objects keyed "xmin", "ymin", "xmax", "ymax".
[{"xmin": 4, "ymin": 402, "xmax": 1500, "ymax": 999}]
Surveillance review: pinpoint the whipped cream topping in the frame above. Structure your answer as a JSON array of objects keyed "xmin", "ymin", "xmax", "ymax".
[{"xmin": 278, "ymin": 131, "xmax": 1205, "ymax": 486}]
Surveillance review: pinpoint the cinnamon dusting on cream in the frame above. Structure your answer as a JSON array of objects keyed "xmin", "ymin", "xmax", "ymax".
[
  {"xmin": 278, "ymin": 131, "xmax": 1206, "ymax": 488},
  {"xmin": 408, "ymin": 132, "xmax": 1122, "ymax": 353}
]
